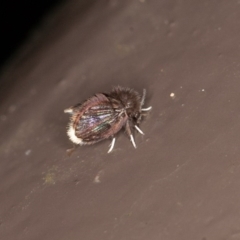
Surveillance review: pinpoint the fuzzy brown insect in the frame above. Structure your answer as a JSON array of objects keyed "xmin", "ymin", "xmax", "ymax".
[{"xmin": 64, "ymin": 86, "xmax": 152, "ymax": 153}]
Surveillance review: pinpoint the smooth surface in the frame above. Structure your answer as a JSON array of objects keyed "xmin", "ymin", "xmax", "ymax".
[{"xmin": 1, "ymin": 0, "xmax": 240, "ymax": 239}]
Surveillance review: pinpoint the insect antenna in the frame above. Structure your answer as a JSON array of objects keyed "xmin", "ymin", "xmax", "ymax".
[{"xmin": 140, "ymin": 89, "xmax": 146, "ymax": 107}]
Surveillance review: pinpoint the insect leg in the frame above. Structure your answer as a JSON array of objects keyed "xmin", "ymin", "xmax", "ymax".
[
  {"xmin": 64, "ymin": 108, "xmax": 74, "ymax": 114},
  {"xmin": 140, "ymin": 89, "xmax": 146, "ymax": 107},
  {"xmin": 108, "ymin": 137, "xmax": 116, "ymax": 153},
  {"xmin": 126, "ymin": 120, "xmax": 137, "ymax": 148},
  {"xmin": 141, "ymin": 106, "xmax": 152, "ymax": 111},
  {"xmin": 64, "ymin": 103, "xmax": 82, "ymax": 114},
  {"xmin": 134, "ymin": 125, "xmax": 144, "ymax": 135},
  {"xmin": 66, "ymin": 144, "xmax": 79, "ymax": 156}
]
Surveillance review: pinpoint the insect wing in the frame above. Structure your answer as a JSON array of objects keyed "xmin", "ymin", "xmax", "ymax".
[{"xmin": 75, "ymin": 101, "xmax": 125, "ymax": 143}]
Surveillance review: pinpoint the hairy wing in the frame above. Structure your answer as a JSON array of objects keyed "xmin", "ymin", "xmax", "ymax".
[{"xmin": 74, "ymin": 103, "xmax": 125, "ymax": 143}]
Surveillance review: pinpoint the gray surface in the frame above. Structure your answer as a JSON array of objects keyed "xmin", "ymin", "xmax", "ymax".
[{"xmin": 1, "ymin": 0, "xmax": 240, "ymax": 239}]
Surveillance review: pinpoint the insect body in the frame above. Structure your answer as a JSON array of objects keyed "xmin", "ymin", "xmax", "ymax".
[{"xmin": 64, "ymin": 86, "xmax": 152, "ymax": 153}]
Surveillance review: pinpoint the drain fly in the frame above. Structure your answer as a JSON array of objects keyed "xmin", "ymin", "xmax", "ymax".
[{"xmin": 64, "ymin": 86, "xmax": 152, "ymax": 153}]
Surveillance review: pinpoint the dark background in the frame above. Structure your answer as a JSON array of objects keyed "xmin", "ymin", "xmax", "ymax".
[{"xmin": 0, "ymin": 0, "xmax": 63, "ymax": 68}]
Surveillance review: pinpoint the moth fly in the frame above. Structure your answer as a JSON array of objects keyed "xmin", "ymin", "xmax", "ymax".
[{"xmin": 64, "ymin": 86, "xmax": 152, "ymax": 153}]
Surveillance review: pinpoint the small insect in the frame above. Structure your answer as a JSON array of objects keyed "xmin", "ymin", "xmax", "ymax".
[{"xmin": 64, "ymin": 86, "xmax": 152, "ymax": 153}]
